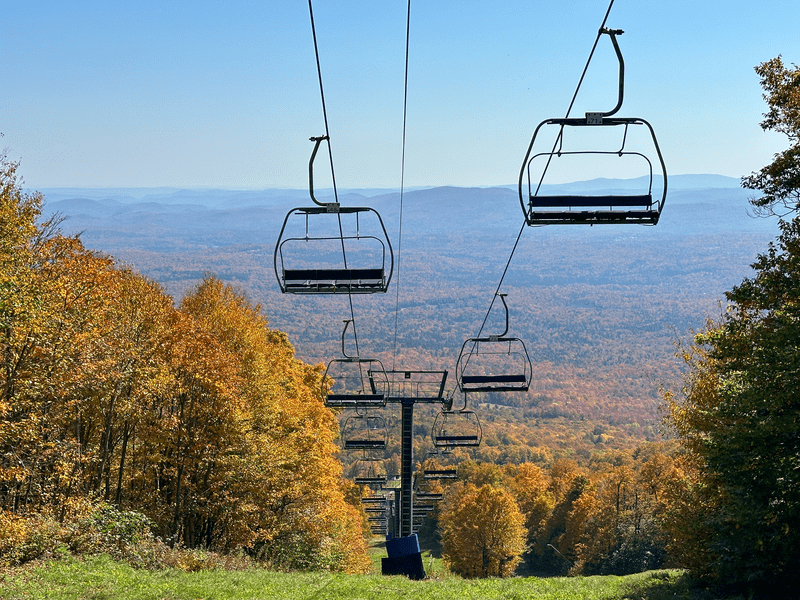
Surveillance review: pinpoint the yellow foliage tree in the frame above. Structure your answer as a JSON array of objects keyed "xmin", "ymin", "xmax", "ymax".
[
  {"xmin": 180, "ymin": 278, "xmax": 370, "ymax": 572},
  {"xmin": 440, "ymin": 482, "xmax": 527, "ymax": 578},
  {"xmin": 2, "ymin": 156, "xmax": 371, "ymax": 573}
]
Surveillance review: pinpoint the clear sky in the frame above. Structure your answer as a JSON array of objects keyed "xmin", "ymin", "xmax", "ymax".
[{"xmin": 2, "ymin": 1, "xmax": 799, "ymax": 190}]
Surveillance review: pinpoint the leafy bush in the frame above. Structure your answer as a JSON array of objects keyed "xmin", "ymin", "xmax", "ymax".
[
  {"xmin": 68, "ymin": 503, "xmax": 153, "ymax": 554},
  {"xmin": 0, "ymin": 511, "xmax": 66, "ymax": 567}
]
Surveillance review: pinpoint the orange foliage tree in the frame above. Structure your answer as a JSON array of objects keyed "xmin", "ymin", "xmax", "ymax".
[{"xmin": 439, "ymin": 482, "xmax": 527, "ymax": 578}]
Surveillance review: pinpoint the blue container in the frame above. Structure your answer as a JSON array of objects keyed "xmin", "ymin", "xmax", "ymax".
[{"xmin": 385, "ymin": 534, "xmax": 420, "ymax": 558}]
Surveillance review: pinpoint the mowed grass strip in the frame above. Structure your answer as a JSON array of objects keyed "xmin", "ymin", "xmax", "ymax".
[{"xmin": 0, "ymin": 555, "xmax": 740, "ymax": 600}]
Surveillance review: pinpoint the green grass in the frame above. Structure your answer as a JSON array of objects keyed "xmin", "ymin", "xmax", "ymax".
[{"xmin": 0, "ymin": 555, "xmax": 744, "ymax": 600}]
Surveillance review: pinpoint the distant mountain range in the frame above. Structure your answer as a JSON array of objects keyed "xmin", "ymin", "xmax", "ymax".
[
  {"xmin": 40, "ymin": 173, "xmax": 743, "ymax": 205},
  {"xmin": 40, "ymin": 174, "xmax": 770, "ymax": 253}
]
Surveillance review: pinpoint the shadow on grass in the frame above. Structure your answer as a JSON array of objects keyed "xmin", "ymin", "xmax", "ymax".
[{"xmin": 622, "ymin": 571, "xmax": 747, "ymax": 600}]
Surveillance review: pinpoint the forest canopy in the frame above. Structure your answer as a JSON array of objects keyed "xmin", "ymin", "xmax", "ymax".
[{"xmin": 0, "ymin": 151, "xmax": 369, "ymax": 573}]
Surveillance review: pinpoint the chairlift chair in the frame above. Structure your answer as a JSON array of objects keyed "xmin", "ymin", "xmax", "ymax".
[
  {"xmin": 352, "ymin": 458, "xmax": 388, "ymax": 488},
  {"xmin": 275, "ymin": 136, "xmax": 394, "ymax": 294},
  {"xmin": 361, "ymin": 496, "xmax": 388, "ymax": 505},
  {"xmin": 368, "ymin": 516, "xmax": 388, "ymax": 524},
  {"xmin": 518, "ymin": 27, "xmax": 667, "ymax": 226},
  {"xmin": 421, "ymin": 446, "xmax": 459, "ymax": 480},
  {"xmin": 456, "ymin": 294, "xmax": 532, "ymax": 393},
  {"xmin": 423, "ymin": 469, "xmax": 458, "ymax": 481},
  {"xmin": 432, "ymin": 400, "xmax": 482, "ymax": 448},
  {"xmin": 355, "ymin": 475, "xmax": 388, "ymax": 487},
  {"xmin": 324, "ymin": 320, "xmax": 389, "ymax": 408},
  {"xmin": 415, "ymin": 492, "xmax": 443, "ymax": 501},
  {"xmin": 342, "ymin": 412, "xmax": 387, "ymax": 452}
]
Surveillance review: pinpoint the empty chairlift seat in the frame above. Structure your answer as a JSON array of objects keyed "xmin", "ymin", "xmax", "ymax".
[
  {"xmin": 274, "ymin": 137, "xmax": 393, "ymax": 294},
  {"xmin": 324, "ymin": 357, "xmax": 389, "ymax": 408},
  {"xmin": 342, "ymin": 413, "xmax": 387, "ymax": 452},
  {"xmin": 275, "ymin": 206, "xmax": 393, "ymax": 294},
  {"xmin": 282, "ymin": 265, "xmax": 387, "ymax": 294},
  {"xmin": 456, "ymin": 293, "xmax": 532, "ymax": 394},
  {"xmin": 323, "ymin": 321, "xmax": 390, "ymax": 408},
  {"xmin": 432, "ymin": 408, "xmax": 482, "ymax": 448},
  {"xmin": 517, "ymin": 28, "xmax": 667, "ymax": 226},
  {"xmin": 414, "ymin": 492, "xmax": 443, "ymax": 501},
  {"xmin": 423, "ymin": 469, "xmax": 458, "ymax": 481},
  {"xmin": 519, "ymin": 117, "xmax": 666, "ymax": 226}
]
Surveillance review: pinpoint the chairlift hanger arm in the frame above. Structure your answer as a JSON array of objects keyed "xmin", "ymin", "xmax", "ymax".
[
  {"xmin": 308, "ymin": 135, "xmax": 334, "ymax": 208},
  {"xmin": 341, "ymin": 319, "xmax": 354, "ymax": 359},
  {"xmin": 497, "ymin": 293, "xmax": 509, "ymax": 338},
  {"xmin": 595, "ymin": 27, "xmax": 625, "ymax": 119}
]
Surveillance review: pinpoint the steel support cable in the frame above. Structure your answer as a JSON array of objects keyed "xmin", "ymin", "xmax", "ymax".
[
  {"xmin": 463, "ymin": 0, "xmax": 618, "ymax": 383},
  {"xmin": 308, "ymin": 0, "xmax": 361, "ymax": 359},
  {"xmin": 532, "ymin": 0, "xmax": 616, "ymax": 198},
  {"xmin": 391, "ymin": 0, "xmax": 412, "ymax": 372},
  {"xmin": 307, "ymin": 0, "xmax": 339, "ymax": 207}
]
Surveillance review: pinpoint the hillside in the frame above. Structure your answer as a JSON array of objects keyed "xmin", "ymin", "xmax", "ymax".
[{"xmin": 40, "ymin": 176, "xmax": 779, "ymax": 467}]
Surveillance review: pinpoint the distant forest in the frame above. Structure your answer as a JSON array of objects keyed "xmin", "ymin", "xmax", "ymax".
[{"xmin": 41, "ymin": 177, "xmax": 778, "ymax": 469}]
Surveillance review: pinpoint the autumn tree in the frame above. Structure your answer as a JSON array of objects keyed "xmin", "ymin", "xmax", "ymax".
[
  {"xmin": 528, "ymin": 470, "xmax": 589, "ymax": 574},
  {"xmin": 439, "ymin": 482, "xmax": 526, "ymax": 578},
  {"xmin": 0, "ymin": 152, "xmax": 85, "ymax": 514},
  {"xmin": 507, "ymin": 462, "xmax": 554, "ymax": 559},
  {"xmin": 664, "ymin": 56, "xmax": 800, "ymax": 596},
  {"xmin": 1, "ymin": 156, "xmax": 371, "ymax": 572},
  {"xmin": 742, "ymin": 56, "xmax": 800, "ymax": 217},
  {"xmin": 180, "ymin": 278, "xmax": 370, "ymax": 572},
  {"xmin": 571, "ymin": 449, "xmax": 677, "ymax": 575}
]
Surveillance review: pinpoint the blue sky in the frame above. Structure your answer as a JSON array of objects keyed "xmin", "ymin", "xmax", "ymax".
[{"xmin": 2, "ymin": 1, "xmax": 800, "ymax": 190}]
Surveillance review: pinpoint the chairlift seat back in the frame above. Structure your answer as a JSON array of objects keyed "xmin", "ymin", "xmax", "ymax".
[
  {"xmin": 423, "ymin": 469, "xmax": 458, "ymax": 480},
  {"xmin": 355, "ymin": 476, "xmax": 387, "ymax": 485},
  {"xmin": 282, "ymin": 267, "xmax": 386, "ymax": 294}
]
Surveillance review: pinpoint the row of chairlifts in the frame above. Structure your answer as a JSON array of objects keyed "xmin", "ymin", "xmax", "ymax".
[
  {"xmin": 518, "ymin": 27, "xmax": 667, "ymax": 226},
  {"xmin": 361, "ymin": 490, "xmax": 438, "ymax": 536},
  {"xmin": 325, "ymin": 293, "xmax": 533, "ymax": 471},
  {"xmin": 421, "ymin": 294, "xmax": 534, "ymax": 481},
  {"xmin": 276, "ymin": 28, "xmax": 666, "ymax": 297},
  {"xmin": 275, "ymin": 12, "xmax": 666, "ymax": 554},
  {"xmin": 275, "ymin": 136, "xmax": 394, "ymax": 295}
]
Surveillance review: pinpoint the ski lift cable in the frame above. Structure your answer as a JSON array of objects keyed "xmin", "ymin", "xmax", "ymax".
[
  {"xmin": 391, "ymin": 0, "xmax": 412, "ymax": 372},
  {"xmin": 530, "ymin": 0, "xmax": 616, "ymax": 198},
  {"xmin": 307, "ymin": 0, "xmax": 339, "ymax": 207},
  {"xmin": 468, "ymin": 0, "xmax": 617, "ymax": 355},
  {"xmin": 307, "ymin": 0, "xmax": 361, "ymax": 357}
]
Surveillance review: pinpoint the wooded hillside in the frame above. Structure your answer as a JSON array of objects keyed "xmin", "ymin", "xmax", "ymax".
[
  {"xmin": 1, "ymin": 154, "xmax": 370, "ymax": 572},
  {"xmin": 40, "ymin": 178, "xmax": 779, "ymax": 471}
]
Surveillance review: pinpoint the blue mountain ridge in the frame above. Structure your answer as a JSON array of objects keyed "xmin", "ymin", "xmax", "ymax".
[{"xmin": 40, "ymin": 174, "xmax": 774, "ymax": 249}]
